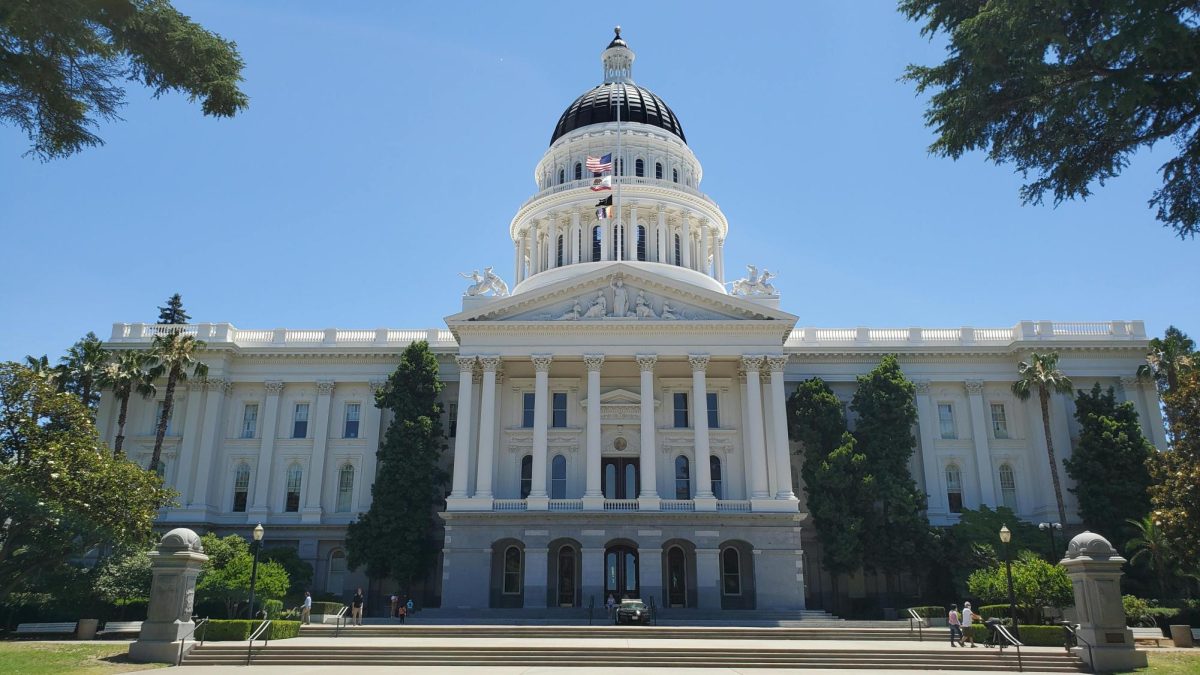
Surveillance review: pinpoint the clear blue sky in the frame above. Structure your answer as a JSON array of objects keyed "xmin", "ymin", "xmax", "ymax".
[{"xmin": 1, "ymin": 1, "xmax": 1195, "ymax": 363}]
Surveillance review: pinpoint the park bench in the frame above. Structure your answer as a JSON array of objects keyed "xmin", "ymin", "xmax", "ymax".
[
  {"xmin": 14, "ymin": 622, "xmax": 77, "ymax": 637},
  {"xmin": 1130, "ymin": 626, "xmax": 1171, "ymax": 646},
  {"xmin": 97, "ymin": 621, "xmax": 142, "ymax": 637}
]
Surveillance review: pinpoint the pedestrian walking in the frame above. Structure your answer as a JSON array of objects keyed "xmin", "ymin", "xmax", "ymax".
[
  {"xmin": 390, "ymin": 594, "xmax": 398, "ymax": 619},
  {"xmin": 406, "ymin": 597, "xmax": 414, "ymax": 617},
  {"xmin": 948, "ymin": 604, "xmax": 964, "ymax": 647},
  {"xmin": 606, "ymin": 593, "xmax": 616, "ymax": 618},
  {"xmin": 301, "ymin": 591, "xmax": 312, "ymax": 625},
  {"xmin": 399, "ymin": 603, "xmax": 406, "ymax": 623},
  {"xmin": 351, "ymin": 588, "xmax": 364, "ymax": 626},
  {"xmin": 961, "ymin": 601, "xmax": 978, "ymax": 647}
]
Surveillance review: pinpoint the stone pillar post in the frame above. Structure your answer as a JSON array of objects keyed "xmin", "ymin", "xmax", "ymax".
[
  {"xmin": 637, "ymin": 355, "xmax": 660, "ymax": 509},
  {"xmin": 965, "ymin": 380, "xmax": 997, "ymax": 506},
  {"xmin": 129, "ymin": 528, "xmax": 209, "ymax": 663},
  {"xmin": 528, "ymin": 355, "xmax": 553, "ymax": 509},
  {"xmin": 301, "ymin": 380, "xmax": 334, "ymax": 523},
  {"xmin": 690, "ymin": 355, "xmax": 716, "ymax": 509},
  {"xmin": 583, "ymin": 355, "xmax": 605, "ymax": 510},
  {"xmin": 914, "ymin": 381, "xmax": 945, "ymax": 517},
  {"xmin": 190, "ymin": 378, "xmax": 229, "ymax": 512},
  {"xmin": 696, "ymin": 548, "xmax": 721, "ymax": 609},
  {"xmin": 1060, "ymin": 532, "xmax": 1147, "ymax": 672},
  {"xmin": 247, "ymin": 381, "xmax": 283, "ymax": 522},
  {"xmin": 449, "ymin": 357, "xmax": 476, "ymax": 500},
  {"xmin": 524, "ymin": 546, "xmax": 549, "ymax": 608},
  {"xmin": 582, "ymin": 547, "xmax": 605, "ymax": 609},
  {"xmin": 681, "ymin": 211, "xmax": 693, "ymax": 269},
  {"xmin": 473, "ymin": 357, "xmax": 500, "ymax": 503},
  {"xmin": 656, "ymin": 205, "xmax": 668, "ymax": 263},
  {"xmin": 640, "ymin": 547, "xmax": 663, "ymax": 608},
  {"xmin": 767, "ymin": 356, "xmax": 797, "ymax": 500},
  {"xmin": 743, "ymin": 356, "xmax": 770, "ymax": 501}
]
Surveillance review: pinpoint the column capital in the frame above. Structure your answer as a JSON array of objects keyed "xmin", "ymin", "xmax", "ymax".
[
  {"xmin": 264, "ymin": 380, "xmax": 284, "ymax": 395},
  {"xmin": 688, "ymin": 354, "xmax": 711, "ymax": 372},
  {"xmin": 455, "ymin": 355, "xmax": 477, "ymax": 372},
  {"xmin": 766, "ymin": 355, "xmax": 789, "ymax": 372},
  {"xmin": 583, "ymin": 354, "xmax": 605, "ymax": 372},
  {"xmin": 369, "ymin": 378, "xmax": 387, "ymax": 393},
  {"xmin": 914, "ymin": 380, "xmax": 931, "ymax": 395},
  {"xmin": 965, "ymin": 379, "xmax": 984, "ymax": 395},
  {"xmin": 187, "ymin": 380, "xmax": 206, "ymax": 392},
  {"xmin": 532, "ymin": 354, "xmax": 554, "ymax": 372},
  {"xmin": 472, "ymin": 370, "xmax": 484, "ymax": 385},
  {"xmin": 636, "ymin": 354, "xmax": 658, "ymax": 371},
  {"xmin": 479, "ymin": 356, "xmax": 502, "ymax": 372},
  {"xmin": 204, "ymin": 378, "xmax": 231, "ymax": 395},
  {"xmin": 657, "ymin": 203, "xmax": 667, "ymax": 214},
  {"xmin": 740, "ymin": 355, "xmax": 765, "ymax": 372},
  {"xmin": 315, "ymin": 380, "xmax": 335, "ymax": 396}
]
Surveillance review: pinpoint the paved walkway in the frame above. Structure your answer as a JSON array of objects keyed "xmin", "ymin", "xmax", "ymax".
[{"xmin": 173, "ymin": 668, "xmax": 1077, "ymax": 675}]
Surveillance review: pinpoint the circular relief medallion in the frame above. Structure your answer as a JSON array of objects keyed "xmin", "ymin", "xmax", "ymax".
[{"xmin": 613, "ymin": 437, "xmax": 628, "ymax": 451}]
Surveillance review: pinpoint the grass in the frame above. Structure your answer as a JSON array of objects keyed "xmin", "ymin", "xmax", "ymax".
[
  {"xmin": 1126, "ymin": 650, "xmax": 1200, "ymax": 674},
  {"xmin": 0, "ymin": 642, "xmax": 167, "ymax": 674}
]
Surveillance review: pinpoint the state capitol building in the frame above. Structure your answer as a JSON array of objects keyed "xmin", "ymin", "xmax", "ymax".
[{"xmin": 97, "ymin": 30, "xmax": 1163, "ymax": 614}]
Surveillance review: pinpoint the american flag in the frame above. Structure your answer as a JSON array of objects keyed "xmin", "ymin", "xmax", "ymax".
[{"xmin": 586, "ymin": 153, "xmax": 613, "ymax": 173}]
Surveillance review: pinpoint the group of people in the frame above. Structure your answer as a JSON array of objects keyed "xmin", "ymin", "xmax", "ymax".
[
  {"xmin": 297, "ymin": 588, "xmax": 412, "ymax": 626},
  {"xmin": 947, "ymin": 601, "xmax": 1006, "ymax": 648}
]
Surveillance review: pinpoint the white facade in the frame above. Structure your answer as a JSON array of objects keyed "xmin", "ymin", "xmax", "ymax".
[{"xmin": 97, "ymin": 31, "xmax": 1163, "ymax": 611}]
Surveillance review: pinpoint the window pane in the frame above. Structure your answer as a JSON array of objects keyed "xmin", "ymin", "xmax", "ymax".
[
  {"xmin": 706, "ymin": 392, "xmax": 719, "ymax": 429},
  {"xmin": 999, "ymin": 464, "xmax": 1017, "ymax": 509},
  {"xmin": 294, "ymin": 403, "xmax": 309, "ymax": 439},
  {"xmin": 710, "ymin": 456, "xmax": 723, "ymax": 500},
  {"xmin": 241, "ymin": 404, "xmax": 258, "ymax": 439},
  {"xmin": 344, "ymin": 403, "xmax": 360, "ymax": 439},
  {"xmin": 552, "ymin": 392, "xmax": 567, "ymax": 428},
  {"xmin": 520, "ymin": 455, "xmax": 532, "ymax": 499},
  {"xmin": 991, "ymin": 403, "xmax": 1009, "ymax": 439},
  {"xmin": 522, "ymin": 393, "xmax": 535, "ymax": 428},
  {"xmin": 938, "ymin": 404, "xmax": 955, "ymax": 439},
  {"xmin": 336, "ymin": 465, "xmax": 354, "ymax": 512},
  {"xmin": 675, "ymin": 456, "xmax": 690, "ymax": 500},
  {"xmin": 723, "ymin": 548, "xmax": 740, "ymax": 595},
  {"xmin": 673, "ymin": 392, "xmax": 689, "ymax": 428},
  {"xmin": 551, "ymin": 455, "xmax": 566, "ymax": 499},
  {"xmin": 604, "ymin": 464, "xmax": 616, "ymax": 499},
  {"xmin": 503, "ymin": 547, "xmax": 522, "ymax": 594},
  {"xmin": 946, "ymin": 465, "xmax": 963, "ymax": 513},
  {"xmin": 624, "ymin": 463, "xmax": 637, "ymax": 498},
  {"xmin": 448, "ymin": 402, "xmax": 458, "ymax": 437},
  {"xmin": 232, "ymin": 464, "xmax": 250, "ymax": 512},
  {"xmin": 285, "ymin": 466, "xmax": 302, "ymax": 512}
]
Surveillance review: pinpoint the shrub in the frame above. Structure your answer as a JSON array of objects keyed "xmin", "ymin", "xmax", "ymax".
[
  {"xmin": 263, "ymin": 599, "xmax": 283, "ymax": 620},
  {"xmin": 908, "ymin": 605, "xmax": 944, "ymax": 619},
  {"xmin": 310, "ymin": 601, "xmax": 343, "ymax": 615},
  {"xmin": 967, "ymin": 624, "xmax": 1065, "ymax": 647},
  {"xmin": 202, "ymin": 620, "xmax": 301, "ymax": 641}
]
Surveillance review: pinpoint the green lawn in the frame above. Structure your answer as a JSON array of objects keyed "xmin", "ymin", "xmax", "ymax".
[
  {"xmin": 0, "ymin": 642, "xmax": 166, "ymax": 674},
  {"xmin": 1128, "ymin": 650, "xmax": 1200, "ymax": 674}
]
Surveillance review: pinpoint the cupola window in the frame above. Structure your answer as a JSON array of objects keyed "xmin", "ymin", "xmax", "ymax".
[
  {"xmin": 672, "ymin": 168, "xmax": 679, "ymax": 183},
  {"xmin": 655, "ymin": 162, "xmax": 663, "ymax": 180},
  {"xmin": 635, "ymin": 159, "xmax": 644, "ymax": 177},
  {"xmin": 558, "ymin": 168, "xmax": 565, "ymax": 184},
  {"xmin": 592, "ymin": 225, "xmax": 602, "ymax": 261},
  {"xmin": 575, "ymin": 163, "xmax": 582, "ymax": 180}
]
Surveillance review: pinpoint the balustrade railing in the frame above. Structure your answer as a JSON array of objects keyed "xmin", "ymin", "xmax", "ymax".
[
  {"xmin": 716, "ymin": 500, "xmax": 751, "ymax": 512},
  {"xmin": 604, "ymin": 499, "xmax": 639, "ymax": 511},
  {"xmin": 548, "ymin": 499, "xmax": 583, "ymax": 511},
  {"xmin": 782, "ymin": 322, "xmax": 1140, "ymax": 348},
  {"xmin": 659, "ymin": 500, "xmax": 694, "ymax": 512},
  {"xmin": 108, "ymin": 323, "xmax": 457, "ymax": 349},
  {"xmin": 493, "ymin": 499, "xmax": 528, "ymax": 511}
]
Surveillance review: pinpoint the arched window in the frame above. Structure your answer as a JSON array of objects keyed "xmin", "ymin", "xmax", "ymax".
[
  {"xmin": 551, "ymin": 454, "xmax": 567, "ymax": 499},
  {"xmin": 710, "ymin": 456, "xmax": 723, "ymax": 500},
  {"xmin": 232, "ymin": 462, "xmax": 250, "ymax": 512},
  {"xmin": 636, "ymin": 225, "xmax": 647, "ymax": 261},
  {"xmin": 327, "ymin": 550, "xmax": 347, "ymax": 593},
  {"xmin": 556, "ymin": 235, "xmax": 564, "ymax": 267},
  {"xmin": 576, "ymin": 228, "xmax": 583, "ymax": 264},
  {"xmin": 604, "ymin": 463, "xmax": 617, "ymax": 499},
  {"xmin": 503, "ymin": 546, "xmax": 522, "ymax": 594},
  {"xmin": 673, "ymin": 234, "xmax": 682, "ymax": 266},
  {"xmin": 575, "ymin": 162, "xmax": 582, "ymax": 180},
  {"xmin": 592, "ymin": 225, "xmax": 602, "ymax": 262},
  {"xmin": 635, "ymin": 158, "xmax": 644, "ymax": 177},
  {"xmin": 946, "ymin": 464, "xmax": 963, "ymax": 513},
  {"xmin": 999, "ymin": 464, "xmax": 1017, "ymax": 510},
  {"xmin": 655, "ymin": 162, "xmax": 663, "ymax": 180},
  {"xmin": 612, "ymin": 225, "xmax": 622, "ymax": 260},
  {"xmin": 558, "ymin": 168, "xmax": 565, "ymax": 184},
  {"xmin": 285, "ymin": 464, "xmax": 303, "ymax": 512},
  {"xmin": 672, "ymin": 168, "xmax": 679, "ymax": 183},
  {"xmin": 721, "ymin": 547, "xmax": 741, "ymax": 595},
  {"xmin": 520, "ymin": 455, "xmax": 533, "ymax": 499},
  {"xmin": 675, "ymin": 455, "xmax": 691, "ymax": 500},
  {"xmin": 617, "ymin": 158, "xmax": 624, "ymax": 176},
  {"xmin": 336, "ymin": 464, "xmax": 354, "ymax": 513}
]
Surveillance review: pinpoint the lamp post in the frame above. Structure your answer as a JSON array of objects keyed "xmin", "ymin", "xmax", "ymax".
[
  {"xmin": 1038, "ymin": 522, "xmax": 1062, "ymax": 561},
  {"xmin": 999, "ymin": 524, "xmax": 1020, "ymax": 640},
  {"xmin": 248, "ymin": 523, "xmax": 264, "ymax": 620}
]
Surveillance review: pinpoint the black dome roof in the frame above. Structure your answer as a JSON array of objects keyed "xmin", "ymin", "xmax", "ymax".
[{"xmin": 550, "ymin": 82, "xmax": 686, "ymax": 146}]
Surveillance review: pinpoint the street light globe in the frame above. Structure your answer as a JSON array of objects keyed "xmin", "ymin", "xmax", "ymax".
[
  {"xmin": 999, "ymin": 524, "xmax": 1012, "ymax": 544},
  {"xmin": 253, "ymin": 523, "xmax": 264, "ymax": 541}
]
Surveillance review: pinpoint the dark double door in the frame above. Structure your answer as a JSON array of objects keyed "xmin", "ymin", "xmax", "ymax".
[
  {"xmin": 605, "ymin": 545, "xmax": 639, "ymax": 600},
  {"xmin": 602, "ymin": 457, "xmax": 639, "ymax": 499}
]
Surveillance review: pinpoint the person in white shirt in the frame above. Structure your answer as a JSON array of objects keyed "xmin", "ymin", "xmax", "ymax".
[
  {"xmin": 961, "ymin": 601, "xmax": 978, "ymax": 647},
  {"xmin": 301, "ymin": 591, "xmax": 312, "ymax": 625}
]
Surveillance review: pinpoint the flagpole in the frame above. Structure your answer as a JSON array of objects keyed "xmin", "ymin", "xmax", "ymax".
[{"xmin": 615, "ymin": 80, "xmax": 623, "ymax": 261}]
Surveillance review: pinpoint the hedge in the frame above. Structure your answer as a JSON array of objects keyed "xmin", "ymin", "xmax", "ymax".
[
  {"xmin": 263, "ymin": 599, "xmax": 283, "ymax": 620},
  {"xmin": 908, "ymin": 606, "xmax": 945, "ymax": 619},
  {"xmin": 967, "ymin": 624, "xmax": 1065, "ymax": 647},
  {"xmin": 310, "ymin": 601, "xmax": 343, "ymax": 615},
  {"xmin": 202, "ymin": 620, "xmax": 301, "ymax": 641}
]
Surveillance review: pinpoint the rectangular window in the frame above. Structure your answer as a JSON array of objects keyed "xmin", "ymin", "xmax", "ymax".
[
  {"xmin": 706, "ymin": 392, "xmax": 719, "ymax": 429},
  {"xmin": 232, "ymin": 466, "xmax": 250, "ymax": 512},
  {"xmin": 991, "ymin": 403, "xmax": 1009, "ymax": 439},
  {"xmin": 522, "ymin": 392, "xmax": 535, "ymax": 428},
  {"xmin": 946, "ymin": 465, "xmax": 964, "ymax": 514},
  {"xmin": 285, "ymin": 467, "xmax": 302, "ymax": 512},
  {"xmin": 153, "ymin": 400, "xmax": 173, "ymax": 435},
  {"xmin": 552, "ymin": 392, "xmax": 568, "ymax": 428},
  {"xmin": 673, "ymin": 392, "xmax": 689, "ymax": 428},
  {"xmin": 938, "ymin": 403, "xmax": 956, "ymax": 439},
  {"xmin": 448, "ymin": 402, "xmax": 458, "ymax": 437},
  {"xmin": 336, "ymin": 466, "xmax": 354, "ymax": 513},
  {"xmin": 241, "ymin": 404, "xmax": 258, "ymax": 439},
  {"xmin": 293, "ymin": 403, "xmax": 309, "ymax": 439},
  {"xmin": 344, "ymin": 403, "xmax": 360, "ymax": 439}
]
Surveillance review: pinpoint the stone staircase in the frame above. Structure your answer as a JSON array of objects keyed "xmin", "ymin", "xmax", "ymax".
[
  {"xmin": 395, "ymin": 606, "xmax": 851, "ymax": 627},
  {"xmin": 298, "ymin": 624, "xmax": 923, "ymax": 640}
]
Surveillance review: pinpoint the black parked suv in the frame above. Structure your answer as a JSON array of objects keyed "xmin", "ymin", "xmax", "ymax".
[{"xmin": 614, "ymin": 599, "xmax": 652, "ymax": 625}]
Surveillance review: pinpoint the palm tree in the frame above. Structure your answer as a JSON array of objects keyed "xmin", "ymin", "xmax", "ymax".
[
  {"xmin": 1126, "ymin": 515, "xmax": 1175, "ymax": 597},
  {"xmin": 147, "ymin": 331, "xmax": 208, "ymax": 473},
  {"xmin": 1137, "ymin": 326, "xmax": 1195, "ymax": 435},
  {"xmin": 59, "ymin": 332, "xmax": 108, "ymax": 411},
  {"xmin": 1012, "ymin": 352, "xmax": 1074, "ymax": 525},
  {"xmin": 98, "ymin": 350, "xmax": 156, "ymax": 457},
  {"xmin": 24, "ymin": 354, "xmax": 65, "ymax": 390}
]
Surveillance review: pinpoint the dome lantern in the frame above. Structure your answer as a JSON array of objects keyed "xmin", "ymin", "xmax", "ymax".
[{"xmin": 602, "ymin": 26, "xmax": 635, "ymax": 84}]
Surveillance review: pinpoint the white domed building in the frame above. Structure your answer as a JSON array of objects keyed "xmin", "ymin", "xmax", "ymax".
[{"xmin": 98, "ymin": 29, "xmax": 1164, "ymax": 614}]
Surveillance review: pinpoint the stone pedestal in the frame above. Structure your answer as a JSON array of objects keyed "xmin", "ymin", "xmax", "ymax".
[
  {"xmin": 129, "ymin": 528, "xmax": 209, "ymax": 664},
  {"xmin": 1059, "ymin": 531, "xmax": 1147, "ymax": 672}
]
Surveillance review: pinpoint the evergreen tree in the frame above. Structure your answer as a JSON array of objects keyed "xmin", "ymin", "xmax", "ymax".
[
  {"xmin": 157, "ymin": 293, "xmax": 190, "ymax": 324},
  {"xmin": 1138, "ymin": 326, "xmax": 1195, "ymax": 439},
  {"xmin": 1064, "ymin": 384, "xmax": 1154, "ymax": 549},
  {"xmin": 345, "ymin": 341, "xmax": 448, "ymax": 593},
  {"xmin": 1149, "ymin": 367, "xmax": 1200, "ymax": 571},
  {"xmin": 851, "ymin": 355, "xmax": 930, "ymax": 581}
]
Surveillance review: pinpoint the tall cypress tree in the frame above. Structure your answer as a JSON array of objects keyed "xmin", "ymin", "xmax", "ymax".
[
  {"xmin": 157, "ymin": 293, "xmax": 190, "ymax": 324},
  {"xmin": 345, "ymin": 341, "xmax": 448, "ymax": 593},
  {"xmin": 851, "ymin": 355, "xmax": 930, "ymax": 582},
  {"xmin": 1064, "ymin": 384, "xmax": 1153, "ymax": 549}
]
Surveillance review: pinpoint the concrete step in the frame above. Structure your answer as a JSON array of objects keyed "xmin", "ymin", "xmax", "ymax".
[{"xmin": 297, "ymin": 625, "xmax": 935, "ymax": 640}]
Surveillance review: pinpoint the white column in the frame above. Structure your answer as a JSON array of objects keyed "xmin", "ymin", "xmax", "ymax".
[
  {"xmin": 914, "ymin": 381, "xmax": 945, "ymax": 517},
  {"xmin": 547, "ymin": 213, "xmax": 559, "ymax": 270},
  {"xmin": 681, "ymin": 211, "xmax": 693, "ymax": 270},
  {"xmin": 626, "ymin": 202, "xmax": 638, "ymax": 261},
  {"xmin": 449, "ymin": 357, "xmax": 476, "ymax": 499},
  {"xmin": 473, "ymin": 357, "xmax": 500, "ymax": 501},
  {"xmin": 715, "ymin": 237, "xmax": 725, "ymax": 283},
  {"xmin": 699, "ymin": 219, "xmax": 711, "ymax": 275},
  {"xmin": 248, "ymin": 381, "xmax": 283, "ymax": 521},
  {"xmin": 513, "ymin": 239, "xmax": 522, "ymax": 284},
  {"xmin": 965, "ymin": 380, "xmax": 997, "ymax": 506},
  {"xmin": 600, "ymin": 216, "xmax": 610, "ymax": 261},
  {"xmin": 767, "ymin": 356, "xmax": 797, "ymax": 501},
  {"xmin": 583, "ymin": 354, "xmax": 604, "ymax": 509},
  {"xmin": 174, "ymin": 381, "xmax": 206, "ymax": 503},
  {"xmin": 531, "ymin": 220, "xmax": 542, "ymax": 275},
  {"xmin": 190, "ymin": 377, "xmax": 229, "ymax": 511},
  {"xmin": 656, "ymin": 205, "xmax": 668, "ymax": 263},
  {"xmin": 570, "ymin": 210, "xmax": 581, "ymax": 264},
  {"xmin": 360, "ymin": 379, "xmax": 385, "ymax": 512},
  {"xmin": 742, "ymin": 356, "xmax": 770, "ymax": 500},
  {"xmin": 302, "ymin": 380, "xmax": 334, "ymax": 522},
  {"xmin": 637, "ymin": 355, "xmax": 660, "ymax": 509},
  {"xmin": 528, "ymin": 354, "xmax": 552, "ymax": 508},
  {"xmin": 691, "ymin": 355, "xmax": 716, "ymax": 508}
]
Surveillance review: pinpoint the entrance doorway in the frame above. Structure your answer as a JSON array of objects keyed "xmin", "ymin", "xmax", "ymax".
[
  {"xmin": 557, "ymin": 546, "xmax": 576, "ymax": 607},
  {"xmin": 605, "ymin": 545, "xmax": 639, "ymax": 600},
  {"xmin": 602, "ymin": 458, "xmax": 639, "ymax": 499},
  {"xmin": 666, "ymin": 546, "xmax": 687, "ymax": 607}
]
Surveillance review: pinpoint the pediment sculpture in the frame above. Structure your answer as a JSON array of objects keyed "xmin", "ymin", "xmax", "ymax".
[{"xmin": 730, "ymin": 264, "xmax": 777, "ymax": 296}]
